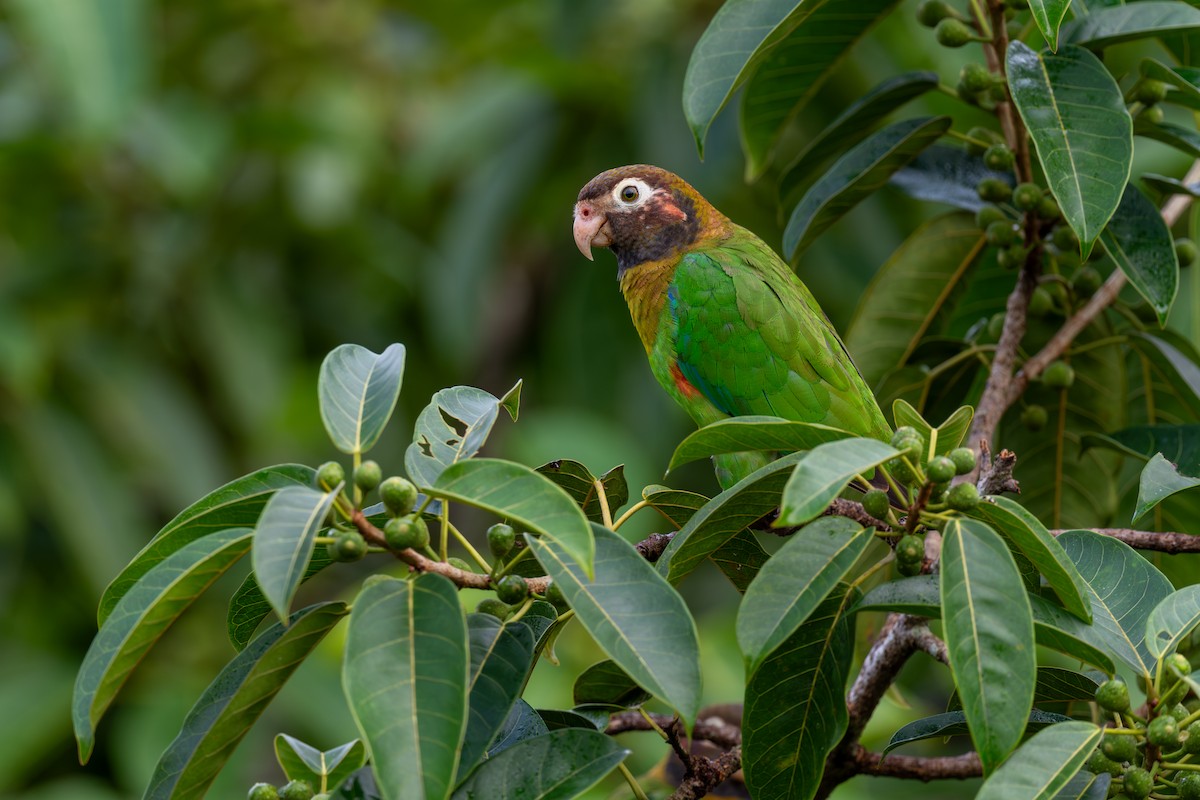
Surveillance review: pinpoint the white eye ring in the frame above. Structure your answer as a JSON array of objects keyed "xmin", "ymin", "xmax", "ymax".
[{"xmin": 613, "ymin": 178, "xmax": 652, "ymax": 206}]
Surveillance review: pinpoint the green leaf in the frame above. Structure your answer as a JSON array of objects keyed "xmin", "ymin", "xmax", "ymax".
[
  {"xmin": 406, "ymin": 386, "xmax": 508, "ymax": 489},
  {"xmin": 342, "ymin": 574, "xmax": 468, "ymax": 800},
  {"xmin": 145, "ymin": 602, "xmax": 347, "ymax": 800},
  {"xmin": 252, "ymin": 485, "xmax": 341, "ymax": 623},
  {"xmin": 1135, "ymin": 118, "xmax": 1200, "ymax": 158},
  {"xmin": 274, "ymin": 735, "xmax": 365, "ymax": 792},
  {"xmin": 1053, "ymin": 770, "xmax": 1110, "ymax": 800},
  {"xmin": 488, "ymin": 699, "xmax": 550, "ymax": 758},
  {"xmin": 458, "ymin": 614, "xmax": 535, "ymax": 781},
  {"xmin": 711, "ymin": 529, "xmax": 771, "ymax": 594},
  {"xmin": 527, "ymin": 525, "xmax": 701, "ymax": 728},
  {"xmin": 845, "ymin": 213, "xmax": 986, "ymax": 386},
  {"xmin": 572, "ymin": 660, "xmax": 651, "ymax": 709},
  {"xmin": 450, "ymin": 729, "xmax": 628, "ymax": 800},
  {"xmin": 893, "ymin": 399, "xmax": 974, "ymax": 456},
  {"xmin": 1140, "ymin": 59, "xmax": 1200, "ymax": 108},
  {"xmin": 539, "ymin": 709, "xmax": 602, "ymax": 731},
  {"xmin": 668, "ymin": 416, "xmax": 853, "ymax": 471},
  {"xmin": 498, "ymin": 379, "xmax": 522, "ymax": 421},
  {"xmin": 1147, "ymin": 585, "xmax": 1200, "ymax": 660},
  {"xmin": 73, "ymin": 527, "xmax": 253, "ymax": 762},
  {"xmin": 779, "ymin": 71, "xmax": 939, "ymax": 205},
  {"xmin": 318, "ymin": 343, "xmax": 405, "ymax": 455},
  {"xmin": 1134, "ymin": 452, "xmax": 1200, "ymax": 522},
  {"xmin": 783, "ymin": 117, "xmax": 951, "ymax": 259},
  {"xmin": 737, "ymin": 517, "xmax": 871, "ymax": 671},
  {"xmin": 965, "ymin": 496, "xmax": 1091, "ymax": 622},
  {"xmin": 947, "ymin": 667, "xmax": 1101, "ymax": 712},
  {"xmin": 98, "ymin": 464, "xmax": 314, "ymax": 625},
  {"xmin": 1006, "ymin": 41, "xmax": 1132, "ymax": 256},
  {"xmin": 976, "ymin": 721, "xmax": 1102, "ymax": 800},
  {"xmin": 657, "ymin": 452, "xmax": 802, "ymax": 584},
  {"xmin": 640, "ymin": 485, "xmax": 709, "ymax": 529},
  {"xmin": 884, "ymin": 710, "xmax": 1072, "ymax": 756},
  {"xmin": 429, "ymin": 458, "xmax": 594, "ymax": 578},
  {"xmin": 890, "ymin": 146, "xmax": 1013, "ymax": 212},
  {"xmin": 1062, "ymin": 2, "xmax": 1200, "ymax": 48},
  {"xmin": 1141, "ymin": 172, "xmax": 1200, "ymax": 197},
  {"xmin": 518, "ymin": 601, "xmax": 560, "ymax": 652},
  {"xmin": 778, "ymin": 438, "xmax": 898, "ymax": 526},
  {"xmin": 1082, "ymin": 424, "xmax": 1200, "ymax": 473},
  {"xmin": 1030, "ymin": 0, "xmax": 1071, "ymax": 50},
  {"xmin": 227, "ymin": 550, "xmax": 333, "ymax": 651},
  {"xmin": 1057, "ymin": 529, "xmax": 1173, "ymax": 678},
  {"xmin": 1130, "ymin": 334, "xmax": 1200, "ymax": 418},
  {"xmin": 1100, "ymin": 184, "xmax": 1179, "ymax": 325},
  {"xmin": 737, "ymin": 0, "xmax": 905, "ymax": 178},
  {"xmin": 941, "ymin": 518, "xmax": 1036, "ymax": 774},
  {"xmin": 535, "ymin": 460, "xmax": 629, "ymax": 523},
  {"xmin": 743, "ymin": 585, "xmax": 857, "ymax": 800}
]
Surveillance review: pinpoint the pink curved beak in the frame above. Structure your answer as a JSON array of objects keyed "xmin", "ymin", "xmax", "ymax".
[{"xmin": 573, "ymin": 201, "xmax": 611, "ymax": 261}]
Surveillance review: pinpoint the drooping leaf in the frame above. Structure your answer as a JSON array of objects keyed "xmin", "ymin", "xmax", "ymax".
[
  {"xmin": 946, "ymin": 667, "xmax": 1102, "ymax": 712},
  {"xmin": 1140, "ymin": 58, "xmax": 1200, "ymax": 108},
  {"xmin": 1134, "ymin": 452, "xmax": 1200, "ymax": 522},
  {"xmin": 458, "ymin": 614, "xmax": 536, "ymax": 781},
  {"xmin": 497, "ymin": 379, "xmax": 522, "ymax": 421},
  {"xmin": 73, "ymin": 528, "xmax": 253, "ymax": 762},
  {"xmin": 538, "ymin": 709, "xmax": 602, "ymax": 731},
  {"xmin": 892, "ymin": 399, "xmax": 974, "ymax": 456},
  {"xmin": 429, "ymin": 458, "xmax": 593, "ymax": 578},
  {"xmin": 941, "ymin": 518, "xmax": 1036, "ymax": 774},
  {"xmin": 889, "ymin": 145, "xmax": 1013, "ymax": 212},
  {"xmin": 274, "ymin": 735, "xmax": 366, "ymax": 793},
  {"xmin": 527, "ymin": 524, "xmax": 701, "ymax": 728},
  {"xmin": 1147, "ymin": 585, "xmax": 1200, "ymax": 660},
  {"xmin": 1100, "ymin": 184, "xmax": 1179, "ymax": 326},
  {"xmin": 784, "ymin": 116, "xmax": 951, "ymax": 259},
  {"xmin": 1130, "ymin": 334, "xmax": 1200, "ymax": 418},
  {"xmin": 572, "ymin": 660, "xmax": 651, "ymax": 709},
  {"xmin": 1062, "ymin": 2, "xmax": 1200, "ymax": 48},
  {"xmin": 318, "ymin": 343, "xmax": 405, "ymax": 455},
  {"xmin": 450, "ymin": 729, "xmax": 628, "ymax": 800},
  {"xmin": 98, "ymin": 464, "xmax": 314, "ymax": 624},
  {"xmin": 405, "ymin": 386, "xmax": 506, "ymax": 489},
  {"xmin": 227, "ymin": 550, "xmax": 334, "ymax": 651},
  {"xmin": 1082, "ymin": 424, "xmax": 1200, "ymax": 473},
  {"xmin": 488, "ymin": 699, "xmax": 551, "ymax": 759},
  {"xmin": 145, "ymin": 602, "xmax": 348, "ymax": 800},
  {"xmin": 251, "ymin": 485, "xmax": 341, "ymax": 623},
  {"xmin": 883, "ymin": 710, "xmax": 1073, "ymax": 756},
  {"xmin": 535, "ymin": 460, "xmax": 628, "ymax": 523},
  {"xmin": 1135, "ymin": 118, "xmax": 1200, "ymax": 158},
  {"xmin": 737, "ymin": 517, "xmax": 871, "ymax": 671},
  {"xmin": 976, "ymin": 721, "xmax": 1102, "ymax": 800},
  {"xmin": 1141, "ymin": 172, "xmax": 1200, "ymax": 197},
  {"xmin": 1030, "ymin": 0, "xmax": 1071, "ymax": 50},
  {"xmin": 342, "ymin": 574, "xmax": 468, "ymax": 800},
  {"xmin": 743, "ymin": 585, "xmax": 857, "ymax": 800},
  {"xmin": 777, "ymin": 438, "xmax": 899, "ymax": 526},
  {"xmin": 668, "ymin": 416, "xmax": 852, "ymax": 471}
]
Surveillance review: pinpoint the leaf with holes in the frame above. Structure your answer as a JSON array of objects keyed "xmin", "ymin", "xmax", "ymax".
[
  {"xmin": 252, "ymin": 485, "xmax": 341, "ymax": 623},
  {"xmin": 535, "ymin": 460, "xmax": 628, "ymax": 523},
  {"xmin": 318, "ymin": 343, "xmax": 405, "ymax": 455},
  {"xmin": 406, "ymin": 386, "xmax": 506, "ymax": 489}
]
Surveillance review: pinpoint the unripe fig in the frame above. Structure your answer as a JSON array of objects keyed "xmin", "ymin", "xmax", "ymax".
[
  {"xmin": 384, "ymin": 515, "xmax": 429, "ymax": 551},
  {"xmin": 1028, "ymin": 286, "xmax": 1054, "ymax": 317},
  {"xmin": 1012, "ymin": 182, "xmax": 1043, "ymax": 211},
  {"xmin": 917, "ymin": 0, "xmax": 960, "ymax": 27},
  {"xmin": 977, "ymin": 177, "xmax": 1012, "ymax": 203},
  {"xmin": 996, "ymin": 243, "xmax": 1026, "ymax": 270},
  {"xmin": 1180, "ymin": 773, "xmax": 1200, "ymax": 800},
  {"xmin": 1037, "ymin": 195, "xmax": 1060, "ymax": 220},
  {"xmin": 896, "ymin": 534, "xmax": 924, "ymax": 565},
  {"xmin": 935, "ymin": 18, "xmax": 976, "ymax": 47},
  {"xmin": 1142, "ymin": 104, "xmax": 1165, "ymax": 124},
  {"xmin": 1123, "ymin": 767, "xmax": 1152, "ymax": 799},
  {"xmin": 1051, "ymin": 224, "xmax": 1078, "ymax": 252},
  {"xmin": 476, "ymin": 598, "xmax": 511, "ymax": 620},
  {"xmin": 544, "ymin": 579, "xmax": 569, "ymax": 612},
  {"xmin": 983, "ymin": 143, "xmax": 1014, "ymax": 171},
  {"xmin": 1137, "ymin": 79, "xmax": 1169, "ymax": 105},
  {"xmin": 1072, "ymin": 265, "xmax": 1102, "ymax": 298},
  {"xmin": 1100, "ymin": 731, "xmax": 1136, "ymax": 762},
  {"xmin": 949, "ymin": 447, "xmax": 976, "ymax": 475},
  {"xmin": 1176, "ymin": 238, "xmax": 1198, "ymax": 267},
  {"xmin": 926, "ymin": 456, "xmax": 956, "ymax": 484},
  {"xmin": 487, "ymin": 523, "xmax": 516, "ymax": 558},
  {"xmin": 1169, "ymin": 652, "xmax": 1193, "ymax": 676},
  {"xmin": 1185, "ymin": 721, "xmax": 1200, "ymax": 754},
  {"xmin": 987, "ymin": 312, "xmax": 1005, "ymax": 340},
  {"xmin": 279, "ymin": 780, "xmax": 314, "ymax": 800},
  {"xmin": 1172, "ymin": 702, "xmax": 1192, "ymax": 722},
  {"xmin": 892, "ymin": 433, "xmax": 925, "ymax": 463},
  {"xmin": 249, "ymin": 784, "xmax": 279, "ymax": 800},
  {"xmin": 316, "ymin": 461, "xmax": 345, "ymax": 491},
  {"xmin": 946, "ymin": 482, "xmax": 980, "ymax": 511},
  {"xmin": 861, "ymin": 489, "xmax": 890, "ymax": 520},
  {"xmin": 327, "ymin": 530, "xmax": 368, "ymax": 562},
  {"xmin": 1147, "ymin": 714, "xmax": 1181, "ymax": 747},
  {"xmin": 888, "ymin": 458, "xmax": 919, "ymax": 487},
  {"xmin": 379, "ymin": 476, "xmax": 418, "ymax": 516},
  {"xmin": 1043, "ymin": 361, "xmax": 1075, "ymax": 389},
  {"xmin": 1095, "ymin": 679, "xmax": 1130, "ymax": 713},
  {"xmin": 975, "ymin": 203, "xmax": 1007, "ymax": 229},
  {"xmin": 897, "ymin": 557, "xmax": 923, "ymax": 577},
  {"xmin": 495, "ymin": 574, "xmax": 529, "ymax": 604},
  {"xmin": 354, "ymin": 460, "xmax": 382, "ymax": 492},
  {"xmin": 1021, "ymin": 404, "xmax": 1048, "ymax": 431},
  {"xmin": 890, "ymin": 426, "xmax": 919, "ymax": 445},
  {"xmin": 986, "ymin": 220, "xmax": 1016, "ymax": 246},
  {"xmin": 960, "ymin": 63, "xmax": 994, "ymax": 94},
  {"xmin": 1085, "ymin": 750, "xmax": 1119, "ymax": 777}
]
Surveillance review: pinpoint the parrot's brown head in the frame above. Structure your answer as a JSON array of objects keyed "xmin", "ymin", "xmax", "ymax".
[{"xmin": 573, "ymin": 165, "xmax": 725, "ymax": 275}]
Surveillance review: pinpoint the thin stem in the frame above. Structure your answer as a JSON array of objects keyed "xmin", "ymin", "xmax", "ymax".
[
  {"xmin": 639, "ymin": 707, "xmax": 672, "ymax": 741},
  {"xmin": 594, "ymin": 478, "xmax": 614, "ymax": 529},
  {"xmin": 447, "ymin": 521, "xmax": 491, "ymax": 573},
  {"xmin": 612, "ymin": 500, "xmax": 650, "ymax": 531},
  {"xmin": 506, "ymin": 596, "xmax": 536, "ymax": 624},
  {"xmin": 617, "ymin": 763, "xmax": 650, "ymax": 800},
  {"xmin": 439, "ymin": 503, "xmax": 449, "ymax": 562},
  {"xmin": 492, "ymin": 545, "xmax": 533, "ymax": 579}
]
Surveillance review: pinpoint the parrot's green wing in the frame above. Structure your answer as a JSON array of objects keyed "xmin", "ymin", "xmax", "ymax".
[{"xmin": 670, "ymin": 232, "xmax": 890, "ymax": 440}]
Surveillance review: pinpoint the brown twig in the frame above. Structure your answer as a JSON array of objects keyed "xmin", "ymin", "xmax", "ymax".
[
  {"xmin": 1051, "ymin": 527, "xmax": 1200, "ymax": 553},
  {"xmin": 606, "ymin": 711, "xmax": 741, "ymax": 749},
  {"xmin": 975, "ymin": 442, "xmax": 1019, "ymax": 495},
  {"xmin": 824, "ymin": 498, "xmax": 892, "ymax": 531},
  {"xmin": 846, "ymin": 746, "xmax": 982, "ymax": 781},
  {"xmin": 635, "ymin": 532, "xmax": 676, "ymax": 562},
  {"xmin": 668, "ymin": 747, "xmax": 743, "ymax": 800}
]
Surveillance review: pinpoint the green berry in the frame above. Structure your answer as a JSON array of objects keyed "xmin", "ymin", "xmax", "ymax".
[
  {"xmin": 1142, "ymin": 104, "xmax": 1165, "ymax": 125},
  {"xmin": 316, "ymin": 461, "xmax": 345, "ymax": 491},
  {"xmin": 1137, "ymin": 79, "xmax": 1169, "ymax": 106},
  {"xmin": 986, "ymin": 220, "xmax": 1016, "ymax": 246},
  {"xmin": 326, "ymin": 530, "xmax": 368, "ymax": 562},
  {"xmin": 896, "ymin": 534, "xmax": 924, "ymax": 564},
  {"xmin": 279, "ymin": 780, "xmax": 314, "ymax": 800},
  {"xmin": 544, "ymin": 579, "xmax": 569, "ymax": 612},
  {"xmin": 1185, "ymin": 721, "xmax": 1200, "ymax": 754},
  {"xmin": 1072, "ymin": 265, "xmax": 1102, "ymax": 297},
  {"xmin": 494, "ymin": 574, "xmax": 529, "ymax": 605},
  {"xmin": 961, "ymin": 63, "xmax": 995, "ymax": 94},
  {"xmin": 1037, "ymin": 196, "xmax": 1060, "ymax": 220},
  {"xmin": 476, "ymin": 598, "xmax": 511, "ymax": 620},
  {"xmin": 379, "ymin": 476, "xmax": 418, "ymax": 516},
  {"xmin": 1123, "ymin": 767, "xmax": 1152, "ymax": 799},
  {"xmin": 926, "ymin": 456, "xmax": 956, "ymax": 484},
  {"xmin": 861, "ymin": 489, "xmax": 890, "ymax": 520},
  {"xmin": 897, "ymin": 557, "xmax": 923, "ymax": 576},
  {"xmin": 1101, "ymin": 731, "xmax": 1137, "ymax": 763},
  {"xmin": 1176, "ymin": 237, "xmax": 1198, "ymax": 267},
  {"xmin": 354, "ymin": 460, "xmax": 382, "ymax": 492},
  {"xmin": 1043, "ymin": 361, "xmax": 1075, "ymax": 389},
  {"xmin": 935, "ymin": 18, "xmax": 976, "ymax": 47},
  {"xmin": 977, "ymin": 177, "xmax": 1012, "ymax": 203},
  {"xmin": 949, "ymin": 448, "xmax": 976, "ymax": 475},
  {"xmin": 249, "ymin": 784, "xmax": 279, "ymax": 800},
  {"xmin": 1013, "ymin": 182, "xmax": 1043, "ymax": 211},
  {"xmin": 487, "ymin": 523, "xmax": 516, "ymax": 558},
  {"xmin": 384, "ymin": 515, "xmax": 429, "ymax": 551},
  {"xmin": 1147, "ymin": 714, "xmax": 1181, "ymax": 747},
  {"xmin": 1021, "ymin": 404, "xmax": 1048, "ymax": 431},
  {"xmin": 890, "ymin": 426, "xmax": 919, "ymax": 447},
  {"xmin": 448, "ymin": 557, "xmax": 474, "ymax": 572},
  {"xmin": 1095, "ymin": 679, "xmax": 1131, "ymax": 713},
  {"xmin": 1052, "ymin": 225, "xmax": 1079, "ymax": 252},
  {"xmin": 1028, "ymin": 286, "xmax": 1053, "ymax": 317},
  {"xmin": 1169, "ymin": 652, "xmax": 1193, "ymax": 676},
  {"xmin": 888, "ymin": 458, "xmax": 919, "ymax": 487},
  {"xmin": 1085, "ymin": 750, "xmax": 1121, "ymax": 777},
  {"xmin": 987, "ymin": 312, "xmax": 1005, "ymax": 340},
  {"xmin": 1172, "ymin": 702, "xmax": 1192, "ymax": 722},
  {"xmin": 893, "ymin": 434, "xmax": 925, "ymax": 463},
  {"xmin": 1179, "ymin": 773, "xmax": 1200, "ymax": 800},
  {"xmin": 917, "ymin": 0, "xmax": 960, "ymax": 27},
  {"xmin": 946, "ymin": 482, "xmax": 980, "ymax": 511},
  {"xmin": 983, "ymin": 143, "xmax": 1014, "ymax": 171},
  {"xmin": 997, "ymin": 243, "xmax": 1026, "ymax": 270},
  {"xmin": 975, "ymin": 203, "xmax": 1007, "ymax": 228},
  {"xmin": 966, "ymin": 127, "xmax": 1001, "ymax": 157}
]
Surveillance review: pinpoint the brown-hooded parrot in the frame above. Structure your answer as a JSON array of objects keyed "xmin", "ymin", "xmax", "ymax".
[{"xmin": 572, "ymin": 164, "xmax": 890, "ymax": 489}]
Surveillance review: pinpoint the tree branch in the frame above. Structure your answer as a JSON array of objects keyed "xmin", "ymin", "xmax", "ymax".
[
  {"xmin": 1052, "ymin": 527, "xmax": 1200, "ymax": 553},
  {"xmin": 847, "ymin": 746, "xmax": 982, "ymax": 781}
]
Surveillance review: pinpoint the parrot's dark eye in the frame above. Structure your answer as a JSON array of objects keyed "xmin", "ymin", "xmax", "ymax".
[{"xmin": 619, "ymin": 185, "xmax": 639, "ymax": 203}]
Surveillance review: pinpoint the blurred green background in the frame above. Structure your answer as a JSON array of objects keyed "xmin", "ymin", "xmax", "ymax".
[{"xmin": 0, "ymin": 1, "xmax": 1191, "ymax": 798}]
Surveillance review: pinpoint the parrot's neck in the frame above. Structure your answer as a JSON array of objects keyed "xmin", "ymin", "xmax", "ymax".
[{"xmin": 619, "ymin": 257, "xmax": 679, "ymax": 357}]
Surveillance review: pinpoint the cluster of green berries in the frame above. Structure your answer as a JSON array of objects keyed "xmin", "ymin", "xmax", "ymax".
[
  {"xmin": 379, "ymin": 474, "xmax": 427, "ymax": 552},
  {"xmin": 473, "ymin": 523, "xmax": 570, "ymax": 621},
  {"xmin": 248, "ymin": 779, "xmax": 319, "ymax": 800}
]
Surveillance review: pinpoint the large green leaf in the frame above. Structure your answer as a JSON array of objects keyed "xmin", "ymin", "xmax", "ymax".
[
  {"xmin": 318, "ymin": 343, "xmax": 405, "ymax": 455},
  {"xmin": 526, "ymin": 524, "xmax": 701, "ymax": 728},
  {"xmin": 1006, "ymin": 42, "xmax": 1132, "ymax": 256},
  {"xmin": 711, "ymin": 529, "xmax": 771, "ymax": 594},
  {"xmin": 1100, "ymin": 184, "xmax": 1179, "ymax": 326},
  {"xmin": 779, "ymin": 71, "xmax": 939, "ymax": 205},
  {"xmin": 783, "ymin": 116, "xmax": 951, "ymax": 259},
  {"xmin": 98, "ymin": 464, "xmax": 314, "ymax": 624},
  {"xmin": 429, "ymin": 458, "xmax": 593, "ymax": 578},
  {"xmin": 1057, "ymin": 529, "xmax": 1173, "ymax": 678},
  {"xmin": 890, "ymin": 146, "xmax": 1013, "ymax": 212},
  {"xmin": 1135, "ymin": 118, "xmax": 1200, "ymax": 158},
  {"xmin": 640, "ymin": 485, "xmax": 709, "ymax": 529},
  {"xmin": 73, "ymin": 527, "xmax": 253, "ymax": 762},
  {"xmin": 1062, "ymin": 2, "xmax": 1200, "ymax": 48},
  {"xmin": 572, "ymin": 660, "xmax": 651, "ymax": 709},
  {"xmin": 145, "ymin": 602, "xmax": 348, "ymax": 800},
  {"xmin": 1134, "ymin": 452, "xmax": 1200, "ymax": 522},
  {"xmin": 1140, "ymin": 58, "xmax": 1200, "ymax": 108},
  {"xmin": 778, "ymin": 438, "xmax": 898, "ymax": 526},
  {"xmin": 1130, "ymin": 334, "xmax": 1200, "ymax": 418},
  {"xmin": 405, "ymin": 386, "xmax": 513, "ymax": 489},
  {"xmin": 892, "ymin": 400, "xmax": 974, "ymax": 456},
  {"xmin": 535, "ymin": 460, "xmax": 628, "ymax": 523},
  {"xmin": 226, "ymin": 551, "xmax": 333, "ymax": 651},
  {"xmin": 743, "ymin": 585, "xmax": 856, "ymax": 800},
  {"xmin": 342, "ymin": 574, "xmax": 468, "ymax": 800},
  {"xmin": 458, "ymin": 614, "xmax": 535, "ymax": 781},
  {"xmin": 737, "ymin": 517, "xmax": 871, "ymax": 671},
  {"xmin": 668, "ymin": 416, "xmax": 852, "ymax": 471},
  {"xmin": 884, "ymin": 710, "xmax": 1072, "ymax": 756},
  {"xmin": 1147, "ymin": 585, "xmax": 1200, "ymax": 660},
  {"xmin": 656, "ymin": 452, "xmax": 802, "ymax": 584},
  {"xmin": 976, "ymin": 721, "xmax": 1101, "ymax": 800},
  {"xmin": 941, "ymin": 518, "xmax": 1036, "ymax": 774},
  {"xmin": 948, "ymin": 667, "xmax": 1102, "ymax": 712},
  {"xmin": 737, "ymin": 0, "xmax": 902, "ymax": 178},
  {"xmin": 251, "ymin": 485, "xmax": 341, "ymax": 623},
  {"xmin": 1031, "ymin": 0, "xmax": 1071, "ymax": 50},
  {"xmin": 274, "ymin": 735, "xmax": 366, "ymax": 794},
  {"xmin": 450, "ymin": 729, "xmax": 628, "ymax": 800},
  {"xmin": 966, "ymin": 496, "xmax": 1091, "ymax": 622},
  {"xmin": 844, "ymin": 213, "xmax": 986, "ymax": 387},
  {"xmin": 1082, "ymin": 424, "xmax": 1200, "ymax": 472}
]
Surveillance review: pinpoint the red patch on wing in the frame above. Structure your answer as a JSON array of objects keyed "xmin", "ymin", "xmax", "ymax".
[{"xmin": 670, "ymin": 362, "xmax": 701, "ymax": 399}]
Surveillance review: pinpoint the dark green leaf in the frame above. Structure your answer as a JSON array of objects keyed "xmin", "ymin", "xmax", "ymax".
[
  {"xmin": 1135, "ymin": 118, "xmax": 1200, "ymax": 158},
  {"xmin": 884, "ymin": 710, "xmax": 1072, "ymax": 756},
  {"xmin": 405, "ymin": 386, "xmax": 506, "ymax": 489},
  {"xmin": 1082, "ymin": 424, "xmax": 1200, "ymax": 474},
  {"xmin": 251, "ymin": 485, "xmax": 341, "ymax": 623},
  {"xmin": 451, "ymin": 729, "xmax": 628, "ymax": 800},
  {"xmin": 227, "ymin": 551, "xmax": 333, "ymax": 651},
  {"xmin": 892, "ymin": 399, "xmax": 974, "ymax": 456},
  {"xmin": 342, "ymin": 574, "xmax": 468, "ymax": 800},
  {"xmin": 784, "ymin": 117, "xmax": 951, "ymax": 259},
  {"xmin": 1100, "ymin": 184, "xmax": 1178, "ymax": 325},
  {"xmin": 318, "ymin": 343, "xmax": 405, "ymax": 455},
  {"xmin": 1062, "ymin": 2, "xmax": 1200, "ymax": 48},
  {"xmin": 519, "ymin": 601, "xmax": 560, "ymax": 652},
  {"xmin": 274, "ymin": 735, "xmax": 365, "ymax": 792},
  {"xmin": 890, "ymin": 146, "xmax": 1012, "ymax": 212},
  {"xmin": 1007, "ymin": 42, "xmax": 1132, "ymax": 256},
  {"xmin": 1053, "ymin": 770, "xmax": 1110, "ymax": 800},
  {"xmin": 778, "ymin": 438, "xmax": 898, "ymax": 526},
  {"xmin": 976, "ymin": 721, "xmax": 1102, "ymax": 800},
  {"xmin": 669, "ymin": 416, "xmax": 852, "ymax": 472},
  {"xmin": 331, "ymin": 768, "xmax": 381, "ymax": 800},
  {"xmin": 488, "ymin": 700, "xmax": 551, "ymax": 759},
  {"xmin": 640, "ymin": 485, "xmax": 709, "ymax": 530},
  {"xmin": 538, "ymin": 709, "xmax": 601, "ymax": 731},
  {"xmin": 1147, "ymin": 585, "xmax": 1200, "ymax": 660},
  {"xmin": 535, "ymin": 460, "xmax": 628, "ymax": 523},
  {"xmin": 1030, "ymin": 0, "xmax": 1071, "ymax": 50},
  {"xmin": 73, "ymin": 527, "xmax": 253, "ymax": 762},
  {"xmin": 459, "ymin": 614, "xmax": 535, "ymax": 780},
  {"xmin": 527, "ymin": 524, "xmax": 701, "ymax": 728},
  {"xmin": 1134, "ymin": 452, "xmax": 1200, "ymax": 522},
  {"xmin": 710, "ymin": 529, "xmax": 771, "ymax": 594},
  {"xmin": 572, "ymin": 660, "xmax": 651, "ymax": 709},
  {"xmin": 145, "ymin": 602, "xmax": 347, "ymax": 800},
  {"xmin": 1141, "ymin": 172, "xmax": 1200, "ymax": 197},
  {"xmin": 947, "ymin": 667, "xmax": 1102, "ymax": 712},
  {"xmin": 1130, "ymin": 334, "xmax": 1200, "ymax": 418}
]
